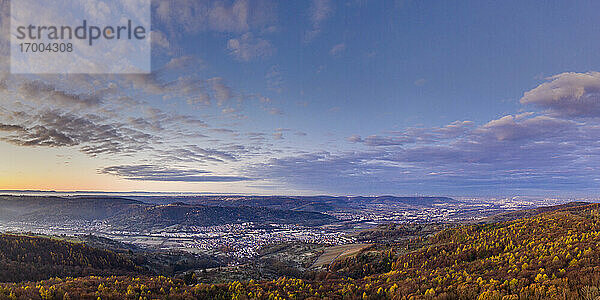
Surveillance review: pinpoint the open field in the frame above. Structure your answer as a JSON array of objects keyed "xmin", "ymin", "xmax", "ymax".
[{"xmin": 312, "ymin": 243, "xmax": 371, "ymax": 268}]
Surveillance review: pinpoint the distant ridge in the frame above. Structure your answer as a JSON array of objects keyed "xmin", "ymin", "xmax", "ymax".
[
  {"xmin": 0, "ymin": 195, "xmax": 337, "ymax": 229},
  {"xmin": 482, "ymin": 201, "xmax": 591, "ymax": 223},
  {"xmin": 157, "ymin": 195, "xmax": 460, "ymax": 212}
]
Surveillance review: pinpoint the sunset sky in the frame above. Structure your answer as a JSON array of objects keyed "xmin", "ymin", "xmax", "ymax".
[{"xmin": 1, "ymin": 0, "xmax": 600, "ymax": 196}]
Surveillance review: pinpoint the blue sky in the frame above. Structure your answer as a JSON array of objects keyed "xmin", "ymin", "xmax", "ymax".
[{"xmin": 1, "ymin": 0, "xmax": 600, "ymax": 196}]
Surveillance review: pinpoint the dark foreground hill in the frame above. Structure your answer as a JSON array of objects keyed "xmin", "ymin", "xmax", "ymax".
[
  {"xmin": 0, "ymin": 233, "xmax": 222, "ymax": 283},
  {"xmin": 2, "ymin": 202, "xmax": 600, "ymax": 299},
  {"xmin": 0, "ymin": 234, "xmax": 145, "ymax": 282}
]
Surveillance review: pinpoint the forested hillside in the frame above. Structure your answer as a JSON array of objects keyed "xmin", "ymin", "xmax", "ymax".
[
  {"xmin": 0, "ymin": 234, "xmax": 144, "ymax": 282},
  {"xmin": 3, "ymin": 203, "xmax": 600, "ymax": 299}
]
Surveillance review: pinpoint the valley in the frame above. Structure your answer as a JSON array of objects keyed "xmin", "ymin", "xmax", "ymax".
[{"xmin": 0, "ymin": 194, "xmax": 541, "ymax": 264}]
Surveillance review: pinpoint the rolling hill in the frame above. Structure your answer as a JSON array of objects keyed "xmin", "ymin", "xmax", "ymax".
[
  {"xmin": 0, "ymin": 196, "xmax": 144, "ymax": 222},
  {"xmin": 138, "ymin": 195, "xmax": 461, "ymax": 213},
  {"xmin": 106, "ymin": 202, "xmax": 337, "ymax": 230},
  {"xmin": 0, "ymin": 195, "xmax": 337, "ymax": 230}
]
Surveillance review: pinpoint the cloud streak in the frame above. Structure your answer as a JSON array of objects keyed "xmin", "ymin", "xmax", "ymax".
[
  {"xmin": 0, "ymin": 110, "xmax": 154, "ymax": 155},
  {"xmin": 100, "ymin": 165, "xmax": 253, "ymax": 182}
]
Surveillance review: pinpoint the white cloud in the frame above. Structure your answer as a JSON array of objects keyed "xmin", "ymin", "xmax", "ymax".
[
  {"xmin": 273, "ymin": 131, "xmax": 283, "ymax": 140},
  {"xmin": 266, "ymin": 65, "xmax": 283, "ymax": 93},
  {"xmin": 309, "ymin": 0, "xmax": 333, "ymax": 24},
  {"xmin": 208, "ymin": 77, "xmax": 233, "ymax": 106},
  {"xmin": 479, "ymin": 114, "xmax": 573, "ymax": 142},
  {"xmin": 155, "ymin": 0, "xmax": 276, "ymax": 34},
  {"xmin": 227, "ymin": 33, "xmax": 274, "ymax": 61},
  {"xmin": 151, "ymin": 30, "xmax": 170, "ymax": 50},
  {"xmin": 521, "ymin": 71, "xmax": 600, "ymax": 117},
  {"xmin": 305, "ymin": 0, "xmax": 333, "ymax": 41},
  {"xmin": 209, "ymin": 0, "xmax": 251, "ymax": 32},
  {"xmin": 414, "ymin": 78, "xmax": 426, "ymax": 86},
  {"xmin": 268, "ymin": 108, "xmax": 283, "ymax": 115},
  {"xmin": 329, "ymin": 43, "xmax": 346, "ymax": 56}
]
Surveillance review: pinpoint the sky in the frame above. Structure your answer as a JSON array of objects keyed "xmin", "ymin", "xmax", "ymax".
[{"xmin": 1, "ymin": 0, "xmax": 600, "ymax": 196}]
